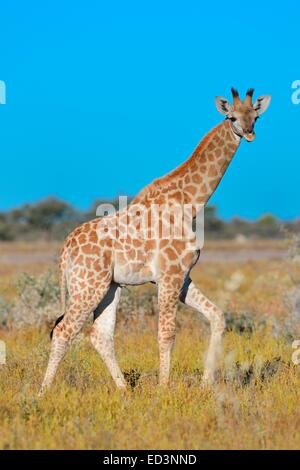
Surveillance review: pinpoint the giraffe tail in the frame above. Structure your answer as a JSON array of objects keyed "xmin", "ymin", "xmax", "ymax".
[
  {"xmin": 50, "ymin": 250, "xmax": 68, "ymax": 339},
  {"xmin": 59, "ymin": 261, "xmax": 67, "ymax": 316}
]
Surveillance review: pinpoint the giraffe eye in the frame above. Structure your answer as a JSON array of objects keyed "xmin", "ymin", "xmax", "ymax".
[{"xmin": 230, "ymin": 117, "xmax": 237, "ymax": 122}]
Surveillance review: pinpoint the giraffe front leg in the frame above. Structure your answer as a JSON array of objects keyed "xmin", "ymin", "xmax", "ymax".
[
  {"xmin": 181, "ymin": 278, "xmax": 225, "ymax": 384},
  {"xmin": 158, "ymin": 276, "xmax": 183, "ymax": 386},
  {"xmin": 90, "ymin": 283, "xmax": 126, "ymax": 389}
]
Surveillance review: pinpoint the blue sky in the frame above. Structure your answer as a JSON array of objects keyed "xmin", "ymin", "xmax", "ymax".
[{"xmin": 0, "ymin": 1, "xmax": 299, "ymax": 219}]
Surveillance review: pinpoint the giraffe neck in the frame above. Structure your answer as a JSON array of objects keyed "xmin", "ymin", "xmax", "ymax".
[
  {"xmin": 165, "ymin": 120, "xmax": 241, "ymax": 206},
  {"xmin": 132, "ymin": 120, "xmax": 241, "ymax": 208}
]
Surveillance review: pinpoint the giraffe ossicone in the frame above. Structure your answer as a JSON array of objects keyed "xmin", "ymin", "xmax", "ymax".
[{"xmin": 39, "ymin": 88, "xmax": 271, "ymax": 395}]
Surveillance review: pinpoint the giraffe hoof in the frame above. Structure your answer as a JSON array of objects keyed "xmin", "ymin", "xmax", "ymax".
[
  {"xmin": 158, "ymin": 380, "xmax": 169, "ymax": 388},
  {"xmin": 37, "ymin": 385, "xmax": 49, "ymax": 397},
  {"xmin": 202, "ymin": 372, "xmax": 215, "ymax": 387},
  {"xmin": 116, "ymin": 383, "xmax": 127, "ymax": 390},
  {"xmin": 115, "ymin": 377, "xmax": 127, "ymax": 389}
]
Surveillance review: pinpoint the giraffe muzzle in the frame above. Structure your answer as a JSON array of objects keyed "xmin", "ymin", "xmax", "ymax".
[{"xmin": 244, "ymin": 131, "xmax": 256, "ymax": 142}]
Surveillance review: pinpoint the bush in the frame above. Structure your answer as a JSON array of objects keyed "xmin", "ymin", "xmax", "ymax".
[
  {"xmin": 2, "ymin": 271, "xmax": 60, "ymax": 329},
  {"xmin": 284, "ymin": 232, "xmax": 300, "ymax": 339},
  {"xmin": 225, "ymin": 312, "xmax": 255, "ymax": 336}
]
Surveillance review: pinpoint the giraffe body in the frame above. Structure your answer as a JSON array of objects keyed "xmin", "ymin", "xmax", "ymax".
[{"xmin": 40, "ymin": 89, "xmax": 271, "ymax": 394}]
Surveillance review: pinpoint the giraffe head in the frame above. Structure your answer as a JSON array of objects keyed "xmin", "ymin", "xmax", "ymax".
[{"xmin": 215, "ymin": 88, "xmax": 271, "ymax": 142}]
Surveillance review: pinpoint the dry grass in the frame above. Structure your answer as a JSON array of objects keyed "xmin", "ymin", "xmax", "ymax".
[
  {"xmin": 0, "ymin": 240, "xmax": 299, "ymax": 450},
  {"xmin": 203, "ymin": 239, "xmax": 288, "ymax": 251},
  {"xmin": 0, "ymin": 326, "xmax": 299, "ymax": 450}
]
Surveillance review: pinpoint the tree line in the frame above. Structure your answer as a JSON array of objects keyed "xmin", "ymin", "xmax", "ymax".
[{"xmin": 0, "ymin": 197, "xmax": 298, "ymax": 241}]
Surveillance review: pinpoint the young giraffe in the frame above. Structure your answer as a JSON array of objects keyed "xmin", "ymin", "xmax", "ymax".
[{"xmin": 39, "ymin": 88, "xmax": 271, "ymax": 394}]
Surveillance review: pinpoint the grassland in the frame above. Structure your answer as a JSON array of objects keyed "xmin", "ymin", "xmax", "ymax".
[{"xmin": 0, "ymin": 240, "xmax": 300, "ymax": 450}]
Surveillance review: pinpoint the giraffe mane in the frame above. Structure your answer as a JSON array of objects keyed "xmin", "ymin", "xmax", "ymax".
[{"xmin": 133, "ymin": 122, "xmax": 224, "ymax": 201}]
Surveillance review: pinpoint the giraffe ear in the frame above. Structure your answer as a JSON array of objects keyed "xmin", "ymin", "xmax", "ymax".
[
  {"xmin": 215, "ymin": 96, "xmax": 232, "ymax": 116},
  {"xmin": 253, "ymin": 95, "xmax": 271, "ymax": 115}
]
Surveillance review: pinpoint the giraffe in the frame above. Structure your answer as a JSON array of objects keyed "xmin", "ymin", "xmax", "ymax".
[{"xmin": 39, "ymin": 88, "xmax": 271, "ymax": 394}]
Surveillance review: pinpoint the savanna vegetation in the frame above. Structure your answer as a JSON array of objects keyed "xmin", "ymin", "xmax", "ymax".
[{"xmin": 0, "ymin": 234, "xmax": 300, "ymax": 449}]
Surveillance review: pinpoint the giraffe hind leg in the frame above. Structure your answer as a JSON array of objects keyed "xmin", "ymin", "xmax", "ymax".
[
  {"xmin": 39, "ymin": 272, "xmax": 112, "ymax": 396},
  {"xmin": 90, "ymin": 282, "xmax": 126, "ymax": 388},
  {"xmin": 181, "ymin": 277, "xmax": 225, "ymax": 384}
]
